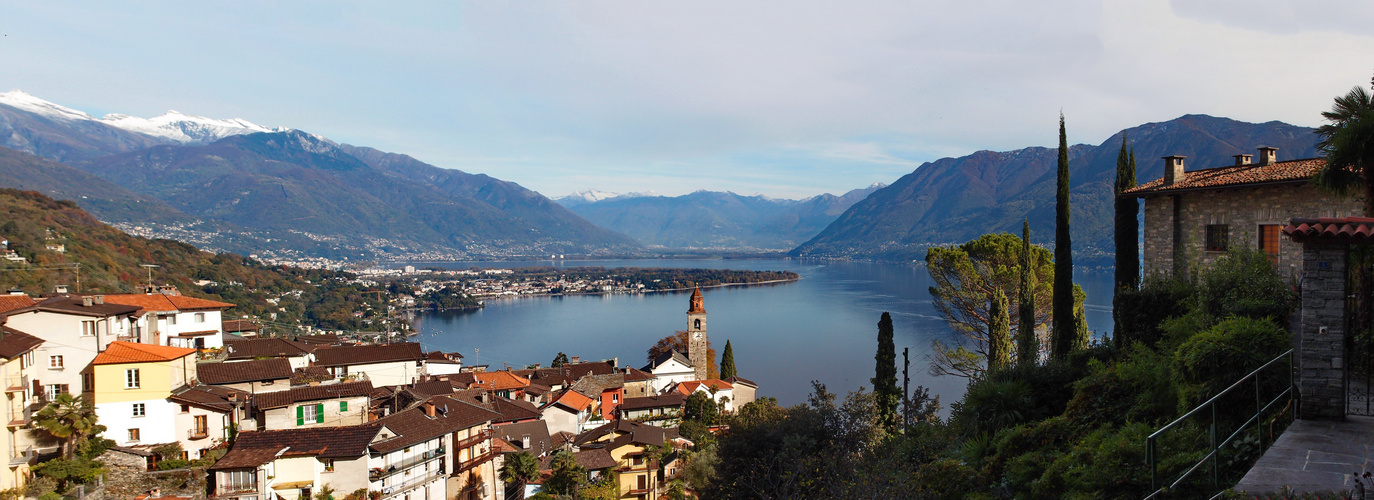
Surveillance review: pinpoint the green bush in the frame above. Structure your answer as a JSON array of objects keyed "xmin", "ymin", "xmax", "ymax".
[
  {"xmin": 1173, "ymin": 317, "xmax": 1290, "ymax": 409},
  {"xmin": 1196, "ymin": 250, "xmax": 1296, "ymax": 325},
  {"xmin": 1064, "ymin": 346, "xmax": 1178, "ymax": 427},
  {"xmin": 989, "ymin": 416, "xmax": 1081, "ymax": 494},
  {"xmin": 911, "ymin": 459, "xmax": 981, "ymax": 499},
  {"xmin": 951, "ymin": 379, "xmax": 1032, "ymax": 437},
  {"xmin": 1115, "ymin": 275, "xmax": 1195, "ymax": 347},
  {"xmin": 1036, "ymin": 422, "xmax": 1203, "ymax": 499},
  {"xmin": 983, "ymin": 358, "xmax": 1096, "ymax": 424}
]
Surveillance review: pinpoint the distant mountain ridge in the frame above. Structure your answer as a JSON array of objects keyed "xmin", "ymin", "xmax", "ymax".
[
  {"xmin": 0, "ymin": 91, "xmax": 639, "ymax": 259},
  {"xmin": 567, "ymin": 184, "xmax": 885, "ymax": 249},
  {"xmin": 792, "ymin": 114, "xmax": 1323, "ymax": 262}
]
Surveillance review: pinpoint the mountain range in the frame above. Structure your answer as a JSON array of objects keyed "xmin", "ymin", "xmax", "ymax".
[
  {"xmin": 792, "ymin": 114, "xmax": 1323, "ymax": 263},
  {"xmin": 564, "ymin": 185, "xmax": 885, "ymax": 249},
  {"xmin": 0, "ymin": 91, "xmax": 638, "ymax": 259}
]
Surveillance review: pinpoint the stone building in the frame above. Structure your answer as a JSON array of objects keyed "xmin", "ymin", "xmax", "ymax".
[
  {"xmin": 686, "ymin": 288, "xmax": 709, "ymax": 381},
  {"xmin": 1123, "ymin": 147, "xmax": 1363, "ymax": 279}
]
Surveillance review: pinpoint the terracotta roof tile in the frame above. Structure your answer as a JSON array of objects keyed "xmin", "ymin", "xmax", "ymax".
[
  {"xmin": 211, "ymin": 424, "xmax": 381, "ymax": 469},
  {"xmin": 0, "ymin": 328, "xmax": 43, "ymax": 359},
  {"xmin": 221, "ymin": 319, "xmax": 259, "ymax": 334},
  {"xmin": 369, "ymin": 395, "xmax": 500, "ymax": 454},
  {"xmin": 472, "ymin": 370, "xmax": 531, "ymax": 391},
  {"xmin": 495, "ymin": 420, "xmax": 554, "ymax": 456},
  {"xmin": 312, "ymin": 343, "xmax": 424, "ymax": 367},
  {"xmin": 224, "ymin": 338, "xmax": 313, "ymax": 360},
  {"xmin": 489, "ymin": 396, "xmax": 542, "ymax": 424},
  {"xmin": 619, "ymin": 393, "xmax": 687, "ymax": 412},
  {"xmin": 197, "ymin": 358, "xmax": 293, "ymax": 385},
  {"xmin": 12, "ymin": 296, "xmax": 139, "ymax": 318},
  {"xmin": 0, "ymin": 295, "xmax": 35, "ymax": 314},
  {"xmin": 676, "ymin": 379, "xmax": 733, "ymax": 395},
  {"xmin": 92, "ymin": 341, "xmax": 196, "ymax": 365},
  {"xmin": 1283, "ymin": 216, "xmax": 1374, "ymax": 244},
  {"xmin": 169, "ymin": 385, "xmax": 250, "ymax": 412},
  {"xmin": 101, "ymin": 293, "xmax": 234, "ymax": 314},
  {"xmin": 545, "ymin": 390, "xmax": 594, "ymax": 413},
  {"xmin": 1125, "ymin": 158, "xmax": 1326, "ymax": 196},
  {"xmin": 290, "ymin": 366, "xmax": 333, "ymax": 385}
]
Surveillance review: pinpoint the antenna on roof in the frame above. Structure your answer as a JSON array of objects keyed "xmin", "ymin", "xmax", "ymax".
[{"xmin": 139, "ymin": 264, "xmax": 159, "ymax": 292}]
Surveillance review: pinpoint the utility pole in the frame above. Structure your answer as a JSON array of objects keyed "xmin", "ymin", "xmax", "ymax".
[
  {"xmin": 140, "ymin": 264, "xmax": 159, "ymax": 291},
  {"xmin": 902, "ymin": 347, "xmax": 910, "ymax": 431}
]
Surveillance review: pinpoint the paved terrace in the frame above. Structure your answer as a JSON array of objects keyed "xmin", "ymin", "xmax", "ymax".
[{"xmin": 1234, "ymin": 416, "xmax": 1374, "ymax": 494}]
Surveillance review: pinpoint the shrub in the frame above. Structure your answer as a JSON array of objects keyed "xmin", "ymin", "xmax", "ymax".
[
  {"xmin": 1036, "ymin": 423, "xmax": 1199, "ymax": 499},
  {"xmin": 1173, "ymin": 316, "xmax": 1290, "ymax": 408},
  {"xmin": 1196, "ymin": 249, "xmax": 1296, "ymax": 325},
  {"xmin": 1116, "ymin": 275, "xmax": 1194, "ymax": 347},
  {"xmin": 911, "ymin": 459, "xmax": 981, "ymax": 499},
  {"xmin": 984, "ymin": 358, "xmax": 1094, "ymax": 424},
  {"xmin": 1064, "ymin": 346, "xmax": 1178, "ymax": 427},
  {"xmin": 950, "ymin": 379, "xmax": 1032, "ymax": 437}
]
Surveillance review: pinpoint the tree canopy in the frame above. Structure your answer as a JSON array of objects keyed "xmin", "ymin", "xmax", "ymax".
[{"xmin": 1314, "ymin": 76, "xmax": 1374, "ymax": 214}]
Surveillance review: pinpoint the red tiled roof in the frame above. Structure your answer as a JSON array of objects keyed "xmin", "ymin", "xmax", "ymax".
[
  {"xmin": 197, "ymin": 358, "xmax": 293, "ymax": 385},
  {"xmin": 221, "ymin": 319, "xmax": 258, "ymax": 333},
  {"xmin": 0, "ymin": 295, "xmax": 35, "ymax": 314},
  {"xmin": 101, "ymin": 293, "xmax": 235, "ymax": 314},
  {"xmin": 211, "ymin": 424, "xmax": 381, "ymax": 469},
  {"xmin": 619, "ymin": 393, "xmax": 686, "ymax": 412},
  {"xmin": 92, "ymin": 342, "xmax": 197, "ymax": 365},
  {"xmin": 676, "ymin": 379, "xmax": 733, "ymax": 395},
  {"xmin": 254, "ymin": 380, "xmax": 374, "ymax": 409},
  {"xmin": 224, "ymin": 338, "xmax": 313, "ymax": 360},
  {"xmin": 1283, "ymin": 217, "xmax": 1374, "ymax": 244},
  {"xmin": 370, "ymin": 395, "xmax": 500, "ymax": 454},
  {"xmin": 1124, "ymin": 158, "xmax": 1326, "ymax": 196},
  {"xmin": 0, "ymin": 327, "xmax": 43, "ymax": 359},
  {"xmin": 546, "ymin": 390, "xmax": 594, "ymax": 413},
  {"xmin": 312, "ymin": 343, "xmax": 424, "ymax": 367},
  {"xmin": 473, "ymin": 370, "xmax": 531, "ymax": 391}
]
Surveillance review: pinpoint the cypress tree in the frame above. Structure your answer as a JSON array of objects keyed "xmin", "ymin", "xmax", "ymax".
[
  {"xmin": 988, "ymin": 289, "xmax": 1011, "ymax": 372},
  {"xmin": 872, "ymin": 312, "xmax": 899, "ymax": 426},
  {"xmin": 1113, "ymin": 135, "xmax": 1139, "ymax": 348},
  {"xmin": 1073, "ymin": 284, "xmax": 1090, "ymax": 351},
  {"xmin": 1017, "ymin": 219, "xmax": 1038, "ymax": 366},
  {"xmin": 720, "ymin": 340, "xmax": 737, "ymax": 380},
  {"xmin": 1052, "ymin": 113, "xmax": 1075, "ymax": 360}
]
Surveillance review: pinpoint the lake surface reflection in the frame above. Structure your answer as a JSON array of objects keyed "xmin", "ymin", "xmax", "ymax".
[{"xmin": 408, "ymin": 258, "xmax": 1114, "ymax": 410}]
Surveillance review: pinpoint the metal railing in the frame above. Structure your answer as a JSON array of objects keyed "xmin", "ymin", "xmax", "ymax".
[
  {"xmin": 378, "ymin": 468, "xmax": 445, "ymax": 495},
  {"xmin": 1144, "ymin": 349, "xmax": 1294, "ymax": 499},
  {"xmin": 369, "ymin": 447, "xmax": 445, "ymax": 481},
  {"xmin": 187, "ymin": 428, "xmax": 209, "ymax": 440},
  {"xmin": 5, "ymin": 374, "xmax": 26, "ymax": 392}
]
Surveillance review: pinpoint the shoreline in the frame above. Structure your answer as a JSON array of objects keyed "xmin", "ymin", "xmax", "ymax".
[{"xmin": 407, "ymin": 276, "xmax": 801, "ymax": 311}]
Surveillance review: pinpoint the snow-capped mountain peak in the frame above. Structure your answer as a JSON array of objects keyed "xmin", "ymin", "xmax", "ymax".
[
  {"xmin": 0, "ymin": 90, "xmax": 284, "ymax": 145},
  {"xmin": 0, "ymin": 90, "xmax": 96, "ymax": 122}
]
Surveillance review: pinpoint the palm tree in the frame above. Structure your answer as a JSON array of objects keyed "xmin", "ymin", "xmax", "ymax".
[
  {"xmin": 33, "ymin": 393, "xmax": 102, "ymax": 459},
  {"xmin": 1314, "ymin": 77, "xmax": 1374, "ymax": 214},
  {"xmin": 499, "ymin": 451, "xmax": 539, "ymax": 499}
]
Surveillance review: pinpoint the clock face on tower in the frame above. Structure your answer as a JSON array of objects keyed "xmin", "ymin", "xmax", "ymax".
[{"xmin": 693, "ymin": 332, "xmax": 702, "ymax": 340}]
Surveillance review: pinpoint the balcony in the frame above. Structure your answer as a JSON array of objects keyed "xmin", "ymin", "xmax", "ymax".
[
  {"xmin": 9, "ymin": 446, "xmax": 35, "ymax": 467},
  {"xmin": 187, "ymin": 428, "xmax": 209, "ymax": 440},
  {"xmin": 456, "ymin": 450, "xmax": 494, "ymax": 473},
  {"xmin": 377, "ymin": 468, "xmax": 444, "ymax": 496},
  {"xmin": 217, "ymin": 483, "xmax": 259, "ymax": 495},
  {"xmin": 453, "ymin": 429, "xmax": 491, "ymax": 451},
  {"xmin": 4, "ymin": 374, "xmax": 26, "ymax": 393},
  {"xmin": 369, "ymin": 448, "xmax": 445, "ymax": 481}
]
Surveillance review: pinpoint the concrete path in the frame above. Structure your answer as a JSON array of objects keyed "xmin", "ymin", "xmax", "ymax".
[{"xmin": 1234, "ymin": 416, "xmax": 1374, "ymax": 495}]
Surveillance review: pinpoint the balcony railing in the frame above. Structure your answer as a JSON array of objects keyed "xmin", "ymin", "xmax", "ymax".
[
  {"xmin": 377, "ymin": 468, "xmax": 444, "ymax": 496},
  {"xmin": 4, "ymin": 374, "xmax": 26, "ymax": 393},
  {"xmin": 453, "ymin": 429, "xmax": 491, "ymax": 451},
  {"xmin": 369, "ymin": 447, "xmax": 445, "ymax": 481},
  {"xmin": 9, "ymin": 446, "xmax": 34, "ymax": 467},
  {"xmin": 188, "ymin": 428, "xmax": 209, "ymax": 440},
  {"xmin": 456, "ymin": 450, "xmax": 494, "ymax": 473},
  {"xmin": 217, "ymin": 483, "xmax": 259, "ymax": 495}
]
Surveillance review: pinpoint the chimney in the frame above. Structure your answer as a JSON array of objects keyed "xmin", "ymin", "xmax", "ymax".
[
  {"xmin": 1162, "ymin": 156, "xmax": 1187, "ymax": 185},
  {"xmin": 1258, "ymin": 146, "xmax": 1278, "ymax": 165},
  {"xmin": 93, "ymin": 295, "xmax": 104, "ymax": 305},
  {"xmin": 480, "ymin": 392, "xmax": 491, "ymax": 404},
  {"xmin": 81, "ymin": 296, "xmax": 93, "ymax": 307},
  {"xmin": 8, "ymin": 288, "xmax": 23, "ymax": 296},
  {"xmin": 148, "ymin": 488, "xmax": 161, "ymax": 498},
  {"xmin": 1233, "ymin": 154, "xmax": 1253, "ymax": 166},
  {"xmin": 522, "ymin": 435, "xmax": 530, "ymax": 449},
  {"xmin": 424, "ymin": 401, "xmax": 436, "ymax": 417},
  {"xmin": 570, "ymin": 356, "xmax": 580, "ymax": 364}
]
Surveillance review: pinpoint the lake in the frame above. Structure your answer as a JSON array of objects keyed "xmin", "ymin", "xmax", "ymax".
[{"xmin": 406, "ymin": 258, "xmax": 1114, "ymax": 411}]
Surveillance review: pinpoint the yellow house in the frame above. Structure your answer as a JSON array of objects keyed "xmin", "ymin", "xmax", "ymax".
[
  {"xmin": 571, "ymin": 420, "xmax": 667, "ymax": 499},
  {"xmin": 90, "ymin": 342, "xmax": 197, "ymax": 448}
]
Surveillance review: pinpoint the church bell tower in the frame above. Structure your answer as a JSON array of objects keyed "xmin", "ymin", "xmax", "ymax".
[{"xmin": 687, "ymin": 287, "xmax": 709, "ymax": 381}]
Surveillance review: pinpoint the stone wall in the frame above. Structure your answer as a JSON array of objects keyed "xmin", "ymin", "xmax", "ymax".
[
  {"xmin": 1140, "ymin": 183, "xmax": 1362, "ymax": 279},
  {"xmin": 1298, "ymin": 243, "xmax": 1349, "ymax": 420}
]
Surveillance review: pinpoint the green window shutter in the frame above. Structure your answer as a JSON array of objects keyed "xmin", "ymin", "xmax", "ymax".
[
  {"xmin": 315, "ymin": 404, "xmax": 324, "ymax": 423},
  {"xmin": 340, "ymin": 401, "xmax": 348, "ymax": 412},
  {"xmin": 296, "ymin": 405, "xmax": 304, "ymax": 426}
]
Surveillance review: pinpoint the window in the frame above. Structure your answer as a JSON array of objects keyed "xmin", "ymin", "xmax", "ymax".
[
  {"xmin": 223, "ymin": 469, "xmax": 257, "ymax": 493},
  {"xmin": 132, "ymin": 403, "xmax": 145, "ymax": 417},
  {"xmin": 81, "ymin": 320, "xmax": 96, "ymax": 336},
  {"xmin": 297, "ymin": 403, "xmax": 324, "ymax": 426},
  {"xmin": 632, "ymin": 456, "xmax": 644, "ymax": 466},
  {"xmin": 48, "ymin": 355, "xmax": 63, "ymax": 369},
  {"xmin": 165, "ymin": 315, "xmax": 177, "ymax": 326},
  {"xmin": 82, "ymin": 373, "xmax": 93, "ymax": 393},
  {"xmin": 44, "ymin": 384, "xmax": 67, "ymax": 401},
  {"xmin": 22, "ymin": 351, "xmax": 32, "ymax": 368},
  {"xmin": 1205, "ymin": 224, "xmax": 1229, "ymax": 252},
  {"xmin": 323, "ymin": 459, "xmax": 335, "ymax": 472},
  {"xmin": 613, "ymin": 393, "xmax": 619, "ymax": 403},
  {"xmin": 1259, "ymin": 224, "xmax": 1281, "ymax": 262},
  {"xmin": 637, "ymin": 474, "xmax": 647, "ymax": 489},
  {"xmin": 194, "ymin": 312, "xmax": 205, "ymax": 323},
  {"xmin": 193, "ymin": 415, "xmax": 208, "ymax": 435},
  {"xmin": 125, "ymin": 369, "xmax": 140, "ymax": 389},
  {"xmin": 340, "ymin": 401, "xmax": 348, "ymax": 412},
  {"xmin": 128, "ymin": 428, "xmax": 140, "ymax": 442},
  {"xmin": 181, "ymin": 404, "xmax": 191, "ymax": 413}
]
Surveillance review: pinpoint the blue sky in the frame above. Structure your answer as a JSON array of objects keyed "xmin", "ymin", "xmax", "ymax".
[{"xmin": 2, "ymin": 1, "xmax": 1372, "ymax": 199}]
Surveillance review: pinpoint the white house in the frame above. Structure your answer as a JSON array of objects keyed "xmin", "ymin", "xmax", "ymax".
[
  {"xmin": 102, "ymin": 290, "xmax": 235, "ymax": 349},
  {"xmin": 641, "ymin": 350, "xmax": 696, "ymax": 395},
  {"xmin": 312, "ymin": 343, "xmax": 426, "ymax": 387},
  {"xmin": 2, "ymin": 296, "xmax": 140, "ymax": 401},
  {"xmin": 169, "ymin": 384, "xmax": 249, "ymax": 459},
  {"xmin": 90, "ymin": 342, "xmax": 199, "ymax": 448},
  {"xmin": 674, "ymin": 379, "xmax": 736, "ymax": 412}
]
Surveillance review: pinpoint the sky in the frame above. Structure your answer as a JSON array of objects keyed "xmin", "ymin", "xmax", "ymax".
[{"xmin": 2, "ymin": 1, "xmax": 1372, "ymax": 200}]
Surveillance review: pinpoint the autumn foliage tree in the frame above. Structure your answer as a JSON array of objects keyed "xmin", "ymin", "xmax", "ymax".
[{"xmin": 648, "ymin": 331, "xmax": 718, "ymax": 379}]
